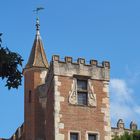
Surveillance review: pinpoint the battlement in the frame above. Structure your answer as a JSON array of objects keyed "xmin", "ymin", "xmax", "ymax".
[
  {"xmin": 52, "ymin": 55, "xmax": 110, "ymax": 68},
  {"xmin": 50, "ymin": 55, "xmax": 110, "ymax": 81}
]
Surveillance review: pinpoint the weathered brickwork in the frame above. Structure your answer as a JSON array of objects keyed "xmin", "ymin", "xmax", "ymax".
[
  {"xmin": 45, "ymin": 69, "xmax": 55, "ymax": 140},
  {"xmin": 24, "ymin": 68, "xmax": 47, "ymax": 140},
  {"xmin": 48, "ymin": 55, "xmax": 111, "ymax": 140},
  {"xmin": 58, "ymin": 76, "xmax": 108, "ymax": 140}
]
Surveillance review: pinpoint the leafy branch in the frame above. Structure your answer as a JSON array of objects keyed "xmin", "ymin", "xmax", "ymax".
[{"xmin": 0, "ymin": 33, "xmax": 24, "ymax": 89}]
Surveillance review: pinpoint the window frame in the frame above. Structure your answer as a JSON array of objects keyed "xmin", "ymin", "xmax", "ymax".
[
  {"xmin": 88, "ymin": 133, "xmax": 97, "ymax": 140},
  {"xmin": 86, "ymin": 131, "xmax": 100, "ymax": 140},
  {"xmin": 68, "ymin": 130, "xmax": 81, "ymax": 140},
  {"xmin": 76, "ymin": 78, "xmax": 88, "ymax": 106},
  {"xmin": 77, "ymin": 92, "xmax": 88, "ymax": 105},
  {"xmin": 69, "ymin": 75, "xmax": 96, "ymax": 107},
  {"xmin": 77, "ymin": 79, "xmax": 88, "ymax": 92}
]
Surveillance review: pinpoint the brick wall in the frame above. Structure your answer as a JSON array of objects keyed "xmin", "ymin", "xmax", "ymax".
[
  {"xmin": 58, "ymin": 76, "xmax": 108, "ymax": 140},
  {"xmin": 45, "ymin": 74, "xmax": 55, "ymax": 140},
  {"xmin": 46, "ymin": 56, "xmax": 111, "ymax": 140},
  {"xmin": 24, "ymin": 68, "xmax": 47, "ymax": 140}
]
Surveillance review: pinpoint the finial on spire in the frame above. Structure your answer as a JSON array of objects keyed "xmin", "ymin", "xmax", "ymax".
[
  {"xmin": 36, "ymin": 18, "xmax": 40, "ymax": 35},
  {"xmin": 33, "ymin": 7, "xmax": 45, "ymax": 36}
]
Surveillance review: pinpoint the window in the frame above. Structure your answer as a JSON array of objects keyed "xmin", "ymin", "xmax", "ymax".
[
  {"xmin": 69, "ymin": 77, "xmax": 96, "ymax": 107},
  {"xmin": 70, "ymin": 132, "xmax": 79, "ymax": 140},
  {"xmin": 77, "ymin": 92, "xmax": 87, "ymax": 105},
  {"xmin": 88, "ymin": 134, "xmax": 97, "ymax": 140},
  {"xmin": 77, "ymin": 79, "xmax": 88, "ymax": 105},
  {"xmin": 29, "ymin": 90, "xmax": 32, "ymax": 103},
  {"xmin": 77, "ymin": 80, "xmax": 87, "ymax": 91}
]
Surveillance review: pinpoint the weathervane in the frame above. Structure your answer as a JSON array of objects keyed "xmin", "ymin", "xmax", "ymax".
[
  {"xmin": 33, "ymin": 7, "xmax": 45, "ymax": 16},
  {"xmin": 33, "ymin": 7, "xmax": 45, "ymax": 34}
]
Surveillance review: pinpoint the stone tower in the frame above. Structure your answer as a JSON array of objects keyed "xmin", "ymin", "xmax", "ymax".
[
  {"xmin": 23, "ymin": 18, "xmax": 48, "ymax": 140},
  {"xmin": 45, "ymin": 56, "xmax": 111, "ymax": 140}
]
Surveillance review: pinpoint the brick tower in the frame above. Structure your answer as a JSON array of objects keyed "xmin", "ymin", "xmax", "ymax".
[
  {"xmin": 23, "ymin": 18, "xmax": 48, "ymax": 140},
  {"xmin": 22, "ymin": 18, "xmax": 111, "ymax": 140},
  {"xmin": 45, "ymin": 56, "xmax": 111, "ymax": 140}
]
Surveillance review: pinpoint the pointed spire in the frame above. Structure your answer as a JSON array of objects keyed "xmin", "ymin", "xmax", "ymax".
[{"xmin": 25, "ymin": 18, "xmax": 49, "ymax": 69}]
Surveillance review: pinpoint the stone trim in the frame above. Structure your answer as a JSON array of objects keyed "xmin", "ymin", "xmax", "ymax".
[
  {"xmin": 103, "ymin": 81, "xmax": 110, "ymax": 97},
  {"xmin": 101, "ymin": 81, "xmax": 111, "ymax": 140},
  {"xmin": 23, "ymin": 67, "xmax": 47, "ymax": 75},
  {"xmin": 52, "ymin": 55, "xmax": 110, "ymax": 68},
  {"xmin": 85, "ymin": 131, "xmax": 100, "ymax": 140},
  {"xmin": 52, "ymin": 57, "xmax": 110, "ymax": 81},
  {"xmin": 68, "ymin": 130, "xmax": 81, "ymax": 140},
  {"xmin": 54, "ymin": 76, "xmax": 65, "ymax": 140},
  {"xmin": 68, "ymin": 78, "xmax": 77, "ymax": 105},
  {"xmin": 40, "ymin": 70, "xmax": 47, "ymax": 84},
  {"xmin": 69, "ymin": 78, "xmax": 97, "ymax": 107},
  {"xmin": 88, "ymin": 79, "xmax": 97, "ymax": 107}
]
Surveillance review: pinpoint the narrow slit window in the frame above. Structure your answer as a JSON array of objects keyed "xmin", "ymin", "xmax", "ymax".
[{"xmin": 29, "ymin": 90, "xmax": 32, "ymax": 103}]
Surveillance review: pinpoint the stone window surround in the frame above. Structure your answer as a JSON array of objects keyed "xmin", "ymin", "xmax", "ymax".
[
  {"xmin": 68, "ymin": 130, "xmax": 100, "ymax": 140},
  {"xmin": 68, "ymin": 130, "xmax": 81, "ymax": 140},
  {"xmin": 69, "ymin": 75, "xmax": 97, "ymax": 107},
  {"xmin": 85, "ymin": 131, "xmax": 100, "ymax": 140}
]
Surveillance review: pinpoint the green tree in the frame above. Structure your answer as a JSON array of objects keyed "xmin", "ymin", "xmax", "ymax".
[
  {"xmin": 113, "ymin": 132, "xmax": 132, "ymax": 140},
  {"xmin": 113, "ymin": 131, "xmax": 140, "ymax": 140},
  {"xmin": 0, "ymin": 33, "xmax": 23, "ymax": 89},
  {"xmin": 133, "ymin": 130, "xmax": 140, "ymax": 140}
]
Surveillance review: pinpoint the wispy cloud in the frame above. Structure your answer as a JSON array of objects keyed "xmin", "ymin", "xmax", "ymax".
[
  {"xmin": 110, "ymin": 79, "xmax": 133, "ymax": 103},
  {"xmin": 125, "ymin": 65, "xmax": 140, "ymax": 85},
  {"xmin": 110, "ymin": 78, "xmax": 140, "ymax": 127}
]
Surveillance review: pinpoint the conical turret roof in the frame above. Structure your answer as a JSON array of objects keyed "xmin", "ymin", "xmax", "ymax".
[{"xmin": 25, "ymin": 18, "xmax": 49, "ymax": 69}]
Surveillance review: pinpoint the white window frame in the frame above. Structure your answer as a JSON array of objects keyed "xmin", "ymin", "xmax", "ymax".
[
  {"xmin": 68, "ymin": 130, "xmax": 81, "ymax": 140},
  {"xmin": 86, "ymin": 131, "xmax": 100, "ymax": 140}
]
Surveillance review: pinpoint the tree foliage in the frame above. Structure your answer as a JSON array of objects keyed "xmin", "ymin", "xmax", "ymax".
[
  {"xmin": 0, "ymin": 33, "xmax": 23, "ymax": 89},
  {"xmin": 113, "ymin": 131, "xmax": 140, "ymax": 140}
]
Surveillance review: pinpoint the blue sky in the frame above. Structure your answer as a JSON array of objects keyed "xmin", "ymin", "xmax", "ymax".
[{"xmin": 0, "ymin": 0, "xmax": 140, "ymax": 138}]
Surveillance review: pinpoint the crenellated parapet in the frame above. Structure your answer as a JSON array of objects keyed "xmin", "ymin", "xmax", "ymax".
[
  {"xmin": 51, "ymin": 55, "xmax": 110, "ymax": 81},
  {"xmin": 52, "ymin": 55, "xmax": 110, "ymax": 68}
]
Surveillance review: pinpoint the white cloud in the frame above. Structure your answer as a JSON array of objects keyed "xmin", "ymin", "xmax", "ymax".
[
  {"xmin": 111, "ymin": 102, "xmax": 133, "ymax": 120},
  {"xmin": 110, "ymin": 79, "xmax": 133, "ymax": 103},
  {"xmin": 110, "ymin": 78, "xmax": 140, "ymax": 127}
]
